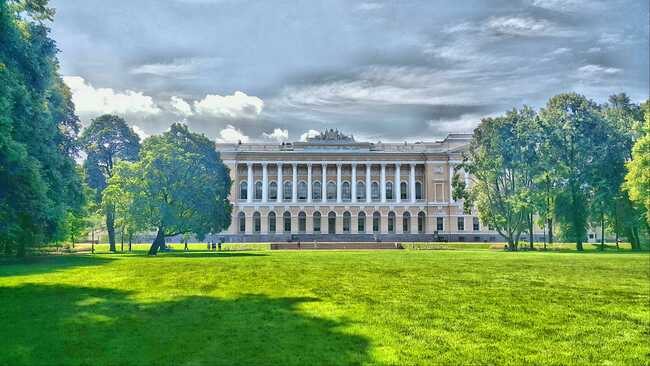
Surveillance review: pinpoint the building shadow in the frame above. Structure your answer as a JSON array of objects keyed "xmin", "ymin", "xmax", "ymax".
[
  {"xmin": 1, "ymin": 284, "xmax": 376, "ymax": 365},
  {"xmin": 0, "ymin": 255, "xmax": 114, "ymax": 277},
  {"xmin": 152, "ymin": 251, "xmax": 269, "ymax": 258}
]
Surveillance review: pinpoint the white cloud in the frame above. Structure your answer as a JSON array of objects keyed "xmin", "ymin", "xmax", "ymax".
[
  {"xmin": 262, "ymin": 128, "xmax": 289, "ymax": 142},
  {"xmin": 531, "ymin": 0, "xmax": 601, "ymax": 12},
  {"xmin": 170, "ymin": 96, "xmax": 194, "ymax": 116},
  {"xmin": 300, "ymin": 129, "xmax": 320, "ymax": 141},
  {"xmin": 577, "ymin": 64, "xmax": 622, "ymax": 77},
  {"xmin": 131, "ymin": 125, "xmax": 149, "ymax": 140},
  {"xmin": 216, "ymin": 124, "xmax": 249, "ymax": 143},
  {"xmin": 130, "ymin": 57, "xmax": 222, "ymax": 78},
  {"xmin": 486, "ymin": 16, "xmax": 562, "ymax": 37},
  {"xmin": 194, "ymin": 91, "xmax": 264, "ymax": 119},
  {"xmin": 63, "ymin": 76, "xmax": 161, "ymax": 117},
  {"xmin": 356, "ymin": 2, "xmax": 383, "ymax": 11},
  {"xmin": 549, "ymin": 47, "xmax": 571, "ymax": 55}
]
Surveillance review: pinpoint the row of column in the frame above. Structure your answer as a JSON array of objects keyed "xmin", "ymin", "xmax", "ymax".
[{"xmin": 244, "ymin": 162, "xmax": 420, "ymax": 204}]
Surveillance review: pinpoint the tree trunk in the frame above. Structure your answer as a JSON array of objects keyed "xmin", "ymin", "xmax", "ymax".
[
  {"xmin": 600, "ymin": 212, "xmax": 605, "ymax": 251},
  {"xmin": 106, "ymin": 207, "xmax": 116, "ymax": 252},
  {"xmin": 17, "ymin": 242, "xmax": 25, "ymax": 258},
  {"xmin": 148, "ymin": 226, "xmax": 165, "ymax": 255},
  {"xmin": 128, "ymin": 233, "xmax": 132, "ymax": 252},
  {"xmin": 120, "ymin": 227, "xmax": 124, "ymax": 252},
  {"xmin": 529, "ymin": 212, "xmax": 534, "ymax": 249},
  {"xmin": 548, "ymin": 218, "xmax": 554, "ymax": 245}
]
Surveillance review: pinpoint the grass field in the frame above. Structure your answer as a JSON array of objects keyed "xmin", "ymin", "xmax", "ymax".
[{"xmin": 1, "ymin": 250, "xmax": 648, "ymax": 365}]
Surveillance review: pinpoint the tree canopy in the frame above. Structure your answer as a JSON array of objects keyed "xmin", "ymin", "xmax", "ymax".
[{"xmin": 104, "ymin": 124, "xmax": 232, "ymax": 255}]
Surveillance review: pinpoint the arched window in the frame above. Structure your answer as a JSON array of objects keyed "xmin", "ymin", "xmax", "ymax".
[
  {"xmin": 298, "ymin": 181, "xmax": 308, "ymax": 201},
  {"xmin": 418, "ymin": 212, "xmax": 425, "ymax": 233},
  {"xmin": 269, "ymin": 181, "xmax": 278, "ymax": 200},
  {"xmin": 371, "ymin": 182, "xmax": 380, "ymax": 201},
  {"xmin": 356, "ymin": 182, "xmax": 366, "ymax": 200},
  {"xmin": 388, "ymin": 211, "xmax": 396, "ymax": 233},
  {"xmin": 268, "ymin": 212, "xmax": 276, "ymax": 233},
  {"xmin": 255, "ymin": 181, "xmax": 263, "ymax": 200},
  {"xmin": 403, "ymin": 212, "xmax": 411, "ymax": 233},
  {"xmin": 239, "ymin": 181, "xmax": 247, "ymax": 200},
  {"xmin": 253, "ymin": 212, "xmax": 261, "ymax": 233},
  {"xmin": 343, "ymin": 211, "xmax": 351, "ymax": 233},
  {"xmin": 372, "ymin": 212, "xmax": 380, "ymax": 233},
  {"xmin": 342, "ymin": 182, "xmax": 351, "ymax": 201},
  {"xmin": 298, "ymin": 211, "xmax": 306, "ymax": 233},
  {"xmin": 283, "ymin": 181, "xmax": 292, "ymax": 201},
  {"xmin": 238, "ymin": 212, "xmax": 246, "ymax": 233},
  {"xmin": 313, "ymin": 181, "xmax": 322, "ymax": 201},
  {"xmin": 386, "ymin": 182, "xmax": 394, "ymax": 200},
  {"xmin": 327, "ymin": 181, "xmax": 336, "ymax": 201},
  {"xmin": 283, "ymin": 211, "xmax": 291, "ymax": 232},
  {"xmin": 400, "ymin": 182, "xmax": 408, "ymax": 200},
  {"xmin": 415, "ymin": 181, "xmax": 423, "ymax": 200},
  {"xmin": 313, "ymin": 211, "xmax": 321, "ymax": 233},
  {"xmin": 358, "ymin": 212, "xmax": 366, "ymax": 233},
  {"xmin": 328, "ymin": 211, "xmax": 336, "ymax": 234}
]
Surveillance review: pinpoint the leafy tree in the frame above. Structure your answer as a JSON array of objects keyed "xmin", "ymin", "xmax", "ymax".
[
  {"xmin": 81, "ymin": 115, "xmax": 140, "ymax": 252},
  {"xmin": 538, "ymin": 93, "xmax": 612, "ymax": 251},
  {"xmin": 0, "ymin": 0, "xmax": 82, "ymax": 256},
  {"xmin": 454, "ymin": 107, "xmax": 538, "ymax": 248},
  {"xmin": 104, "ymin": 124, "xmax": 232, "ymax": 255},
  {"xmin": 624, "ymin": 101, "xmax": 650, "ymax": 228}
]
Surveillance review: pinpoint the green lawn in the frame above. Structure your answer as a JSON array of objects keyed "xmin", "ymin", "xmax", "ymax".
[{"xmin": 1, "ymin": 250, "xmax": 648, "ymax": 365}]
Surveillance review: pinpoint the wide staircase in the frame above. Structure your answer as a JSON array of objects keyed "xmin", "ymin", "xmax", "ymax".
[{"xmin": 270, "ymin": 241, "xmax": 403, "ymax": 250}]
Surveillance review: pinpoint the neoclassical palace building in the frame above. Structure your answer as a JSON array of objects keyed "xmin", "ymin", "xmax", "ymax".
[{"xmin": 217, "ymin": 130, "xmax": 509, "ymax": 243}]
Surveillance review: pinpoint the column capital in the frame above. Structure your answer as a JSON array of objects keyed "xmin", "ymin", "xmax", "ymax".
[
  {"xmin": 336, "ymin": 162, "xmax": 342, "ymax": 167},
  {"xmin": 351, "ymin": 162, "xmax": 358, "ymax": 167},
  {"xmin": 261, "ymin": 162, "xmax": 268, "ymax": 167}
]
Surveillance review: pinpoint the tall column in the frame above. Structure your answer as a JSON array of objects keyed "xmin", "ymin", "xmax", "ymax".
[
  {"xmin": 277, "ymin": 163, "xmax": 283, "ymax": 202},
  {"xmin": 292, "ymin": 163, "xmax": 298, "ymax": 203},
  {"xmin": 380, "ymin": 163, "xmax": 386, "ymax": 203},
  {"xmin": 336, "ymin": 163, "xmax": 342, "ymax": 203},
  {"xmin": 365, "ymin": 164, "xmax": 371, "ymax": 203},
  {"xmin": 395, "ymin": 163, "xmax": 401, "ymax": 203},
  {"xmin": 351, "ymin": 163, "xmax": 357, "ymax": 203},
  {"xmin": 247, "ymin": 163, "xmax": 253, "ymax": 203},
  {"xmin": 322, "ymin": 163, "xmax": 327, "ymax": 202},
  {"xmin": 449, "ymin": 164, "xmax": 454, "ymax": 203},
  {"xmin": 307, "ymin": 163, "xmax": 312, "ymax": 203},
  {"xmin": 410, "ymin": 163, "xmax": 416, "ymax": 203},
  {"xmin": 262, "ymin": 163, "xmax": 268, "ymax": 202}
]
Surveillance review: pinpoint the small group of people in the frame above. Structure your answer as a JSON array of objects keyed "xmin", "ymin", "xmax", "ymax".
[{"xmin": 207, "ymin": 238, "xmax": 223, "ymax": 251}]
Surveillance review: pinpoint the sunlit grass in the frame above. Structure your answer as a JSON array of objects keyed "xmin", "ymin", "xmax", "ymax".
[{"xmin": 1, "ymin": 250, "xmax": 648, "ymax": 365}]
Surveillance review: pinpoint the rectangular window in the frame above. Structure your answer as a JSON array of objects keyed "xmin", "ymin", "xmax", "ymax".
[
  {"xmin": 358, "ymin": 216, "xmax": 365, "ymax": 233},
  {"xmin": 457, "ymin": 217, "xmax": 465, "ymax": 231},
  {"xmin": 473, "ymin": 217, "xmax": 480, "ymax": 231},
  {"xmin": 436, "ymin": 217, "xmax": 443, "ymax": 231}
]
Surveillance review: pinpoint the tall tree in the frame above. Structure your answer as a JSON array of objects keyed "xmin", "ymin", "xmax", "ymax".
[
  {"xmin": 1, "ymin": 0, "xmax": 82, "ymax": 256},
  {"xmin": 81, "ymin": 115, "xmax": 140, "ymax": 252},
  {"xmin": 624, "ymin": 100, "xmax": 650, "ymax": 233},
  {"xmin": 538, "ymin": 93, "xmax": 610, "ymax": 251},
  {"xmin": 104, "ymin": 124, "xmax": 232, "ymax": 255},
  {"xmin": 454, "ymin": 107, "xmax": 538, "ymax": 249}
]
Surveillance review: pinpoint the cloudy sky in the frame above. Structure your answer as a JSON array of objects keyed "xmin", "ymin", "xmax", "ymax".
[{"xmin": 51, "ymin": 0, "xmax": 649, "ymax": 143}]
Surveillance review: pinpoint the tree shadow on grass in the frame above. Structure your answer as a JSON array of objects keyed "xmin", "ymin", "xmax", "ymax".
[
  {"xmin": 0, "ymin": 255, "xmax": 114, "ymax": 278},
  {"xmin": 0, "ymin": 284, "xmax": 375, "ymax": 366}
]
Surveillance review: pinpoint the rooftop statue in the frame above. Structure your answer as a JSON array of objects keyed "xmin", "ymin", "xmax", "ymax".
[{"xmin": 307, "ymin": 129, "xmax": 355, "ymax": 143}]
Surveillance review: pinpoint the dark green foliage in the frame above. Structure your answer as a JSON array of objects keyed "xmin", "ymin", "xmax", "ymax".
[
  {"xmin": 80, "ymin": 114, "xmax": 140, "ymax": 251},
  {"xmin": 0, "ymin": 0, "xmax": 82, "ymax": 256}
]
